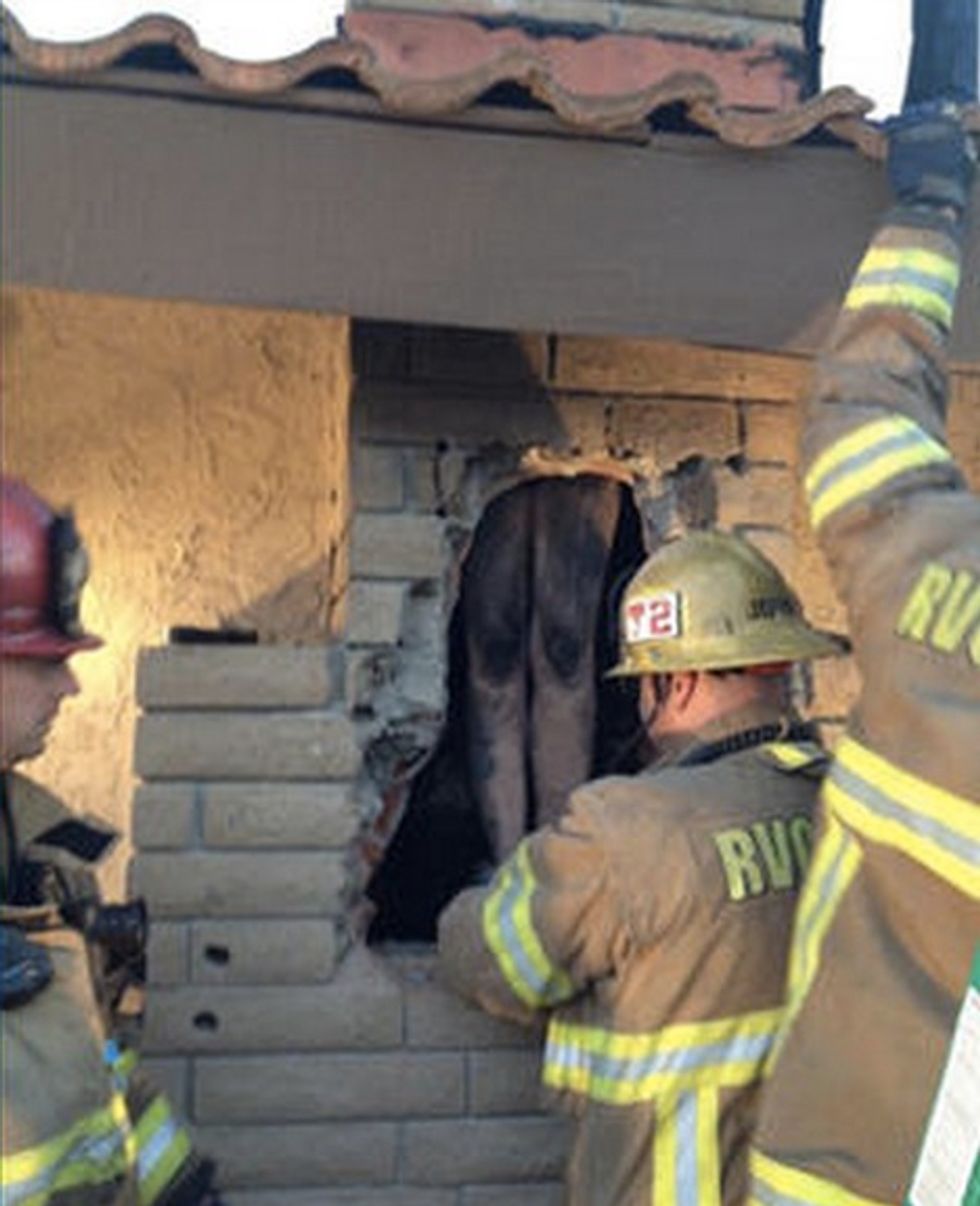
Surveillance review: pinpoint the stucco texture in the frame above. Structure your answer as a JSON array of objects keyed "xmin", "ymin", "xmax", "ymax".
[{"xmin": 2, "ymin": 286, "xmax": 350, "ymax": 895}]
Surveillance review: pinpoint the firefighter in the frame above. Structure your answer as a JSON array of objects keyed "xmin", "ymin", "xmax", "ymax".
[
  {"xmin": 437, "ymin": 528, "xmax": 847, "ymax": 1205},
  {"xmin": 748, "ymin": 109, "xmax": 979, "ymax": 1205},
  {"xmin": 1, "ymin": 476, "xmax": 222, "ymax": 1205}
]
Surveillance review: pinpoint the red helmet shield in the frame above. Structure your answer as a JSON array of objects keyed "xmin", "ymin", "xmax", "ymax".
[{"xmin": 1, "ymin": 478, "xmax": 103, "ymax": 659}]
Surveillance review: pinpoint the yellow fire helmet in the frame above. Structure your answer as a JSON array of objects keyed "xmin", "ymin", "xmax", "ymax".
[{"xmin": 608, "ymin": 529, "xmax": 848, "ymax": 677}]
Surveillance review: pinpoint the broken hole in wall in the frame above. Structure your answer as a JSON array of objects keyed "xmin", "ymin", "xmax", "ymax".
[{"xmin": 366, "ymin": 473, "xmax": 648, "ymax": 942}]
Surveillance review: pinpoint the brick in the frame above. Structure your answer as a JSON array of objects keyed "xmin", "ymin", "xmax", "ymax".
[
  {"xmin": 202, "ymin": 783, "xmax": 360, "ymax": 849},
  {"xmin": 407, "ymin": 328, "xmax": 548, "ymax": 386},
  {"xmin": 137, "ymin": 646, "xmax": 338, "ymax": 709},
  {"xmin": 190, "ymin": 919, "xmax": 341, "ymax": 985},
  {"xmin": 554, "ymin": 337, "xmax": 807, "ymax": 401},
  {"xmin": 356, "ymin": 381, "xmax": 556, "ymax": 448},
  {"xmin": 402, "ymin": 1117, "xmax": 572, "ymax": 1184},
  {"xmin": 133, "ymin": 784, "xmax": 196, "ymax": 849},
  {"xmin": 229, "ymin": 1189, "xmax": 456, "ymax": 1206},
  {"xmin": 405, "ymin": 977, "xmax": 541, "ymax": 1050},
  {"xmin": 810, "ymin": 653, "xmax": 860, "ymax": 722},
  {"xmin": 132, "ymin": 851, "xmax": 348, "ymax": 918},
  {"xmin": 716, "ymin": 464, "xmax": 796, "ymax": 530},
  {"xmin": 462, "ymin": 1186, "xmax": 565, "ymax": 1206},
  {"xmin": 195, "ymin": 1052, "xmax": 464, "ymax": 1122},
  {"xmin": 141, "ymin": 1058, "xmax": 190, "ymax": 1118},
  {"xmin": 742, "ymin": 402, "xmax": 797, "ymax": 464},
  {"xmin": 196, "ymin": 1122, "xmax": 398, "ymax": 1188},
  {"xmin": 346, "ymin": 580, "xmax": 407, "ymax": 645},
  {"xmin": 403, "ymin": 446, "xmax": 469, "ymax": 514},
  {"xmin": 142, "ymin": 946, "xmax": 402, "ymax": 1053},
  {"xmin": 353, "ymin": 444, "xmax": 404, "ymax": 511},
  {"xmin": 350, "ymin": 512, "xmax": 446, "ymax": 580},
  {"xmin": 146, "ymin": 921, "xmax": 190, "ymax": 985},
  {"xmin": 608, "ymin": 397, "xmax": 739, "ymax": 467},
  {"xmin": 469, "ymin": 1049, "xmax": 544, "ymax": 1115},
  {"xmin": 950, "ymin": 374, "xmax": 980, "ymax": 491},
  {"xmin": 135, "ymin": 712, "xmax": 361, "ymax": 780}
]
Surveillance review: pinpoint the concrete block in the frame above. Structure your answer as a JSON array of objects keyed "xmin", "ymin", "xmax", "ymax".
[
  {"xmin": 608, "ymin": 398, "xmax": 739, "ymax": 467},
  {"xmin": 462, "ymin": 1186, "xmax": 565, "ymax": 1206},
  {"xmin": 142, "ymin": 946, "xmax": 402, "ymax": 1053},
  {"xmin": 403, "ymin": 446, "xmax": 469, "ymax": 514},
  {"xmin": 356, "ymin": 381, "xmax": 555, "ymax": 448},
  {"xmin": 742, "ymin": 402, "xmax": 797, "ymax": 464},
  {"xmin": 135, "ymin": 712, "xmax": 361, "ymax": 780},
  {"xmin": 554, "ymin": 336, "xmax": 807, "ymax": 402},
  {"xmin": 202, "ymin": 783, "xmax": 361, "ymax": 849},
  {"xmin": 406, "ymin": 977, "xmax": 541, "ymax": 1050},
  {"xmin": 716, "ymin": 464, "xmax": 796, "ymax": 530},
  {"xmin": 141, "ymin": 1057, "xmax": 190, "ymax": 1119},
  {"xmin": 196, "ymin": 1122, "xmax": 398, "ymax": 1188},
  {"xmin": 346, "ymin": 580, "xmax": 407, "ymax": 646},
  {"xmin": 353, "ymin": 444, "xmax": 405, "ymax": 511},
  {"xmin": 137, "ymin": 646, "xmax": 338, "ymax": 710},
  {"xmin": 190, "ymin": 919, "xmax": 341, "ymax": 985},
  {"xmin": 132, "ymin": 851, "xmax": 348, "ymax": 918},
  {"xmin": 133, "ymin": 784, "xmax": 196, "ymax": 849},
  {"xmin": 229, "ymin": 1189, "xmax": 456, "ymax": 1206},
  {"xmin": 350, "ymin": 512, "xmax": 446, "ymax": 580},
  {"xmin": 195, "ymin": 1052, "xmax": 464, "ymax": 1122},
  {"xmin": 402, "ymin": 1117, "xmax": 572, "ymax": 1184},
  {"xmin": 469, "ymin": 1049, "xmax": 545, "ymax": 1115},
  {"xmin": 146, "ymin": 921, "xmax": 190, "ymax": 985}
]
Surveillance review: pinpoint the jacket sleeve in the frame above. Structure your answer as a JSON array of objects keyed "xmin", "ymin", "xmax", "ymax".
[
  {"xmin": 800, "ymin": 203, "xmax": 970, "ymax": 664},
  {"xmin": 437, "ymin": 786, "xmax": 623, "ymax": 1026}
]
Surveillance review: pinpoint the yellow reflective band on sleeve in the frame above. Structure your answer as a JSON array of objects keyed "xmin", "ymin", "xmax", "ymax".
[
  {"xmin": 481, "ymin": 840, "xmax": 575, "ymax": 1009},
  {"xmin": 543, "ymin": 1008, "xmax": 783, "ymax": 1104},
  {"xmin": 827, "ymin": 737, "xmax": 980, "ymax": 899},
  {"xmin": 134, "ymin": 1094, "xmax": 193, "ymax": 1205},
  {"xmin": 749, "ymin": 1150, "xmax": 893, "ymax": 1206},
  {"xmin": 1, "ymin": 1092, "xmax": 133, "ymax": 1206},
  {"xmin": 767, "ymin": 813, "xmax": 861, "ymax": 1072},
  {"xmin": 844, "ymin": 246, "xmax": 959, "ymax": 330},
  {"xmin": 804, "ymin": 416, "xmax": 952, "ymax": 531}
]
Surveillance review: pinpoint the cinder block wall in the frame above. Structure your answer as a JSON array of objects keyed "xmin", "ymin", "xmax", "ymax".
[{"xmin": 135, "ymin": 325, "xmax": 980, "ymax": 1200}]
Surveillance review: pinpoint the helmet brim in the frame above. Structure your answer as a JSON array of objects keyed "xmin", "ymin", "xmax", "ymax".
[{"xmin": 606, "ymin": 626, "xmax": 849, "ymax": 678}]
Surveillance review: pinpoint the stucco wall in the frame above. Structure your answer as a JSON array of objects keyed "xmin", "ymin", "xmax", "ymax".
[{"xmin": 1, "ymin": 286, "xmax": 351, "ymax": 895}]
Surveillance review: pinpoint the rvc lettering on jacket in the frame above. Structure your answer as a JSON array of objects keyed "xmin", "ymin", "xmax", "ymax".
[
  {"xmin": 896, "ymin": 562, "xmax": 980, "ymax": 665},
  {"xmin": 713, "ymin": 815, "xmax": 813, "ymax": 902}
]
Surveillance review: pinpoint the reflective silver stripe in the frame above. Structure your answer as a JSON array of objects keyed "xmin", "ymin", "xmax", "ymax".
[
  {"xmin": 676, "ymin": 1091, "xmax": 699, "ymax": 1206},
  {"xmin": 829, "ymin": 760, "xmax": 979, "ymax": 867},
  {"xmin": 137, "ymin": 1114, "xmax": 180, "ymax": 1184},
  {"xmin": 806, "ymin": 425, "xmax": 942, "ymax": 513},
  {"xmin": 3, "ymin": 1127, "xmax": 127, "ymax": 1205},
  {"xmin": 546, "ymin": 1029, "xmax": 773, "ymax": 1084},
  {"xmin": 854, "ymin": 266, "xmax": 956, "ymax": 310}
]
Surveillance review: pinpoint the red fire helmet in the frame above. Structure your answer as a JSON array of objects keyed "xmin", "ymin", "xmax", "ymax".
[{"xmin": 1, "ymin": 477, "xmax": 103, "ymax": 659}]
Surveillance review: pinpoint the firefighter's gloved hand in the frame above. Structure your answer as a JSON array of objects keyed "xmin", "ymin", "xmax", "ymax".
[
  {"xmin": 1, "ymin": 925, "xmax": 54, "ymax": 1009},
  {"xmin": 885, "ymin": 102, "xmax": 977, "ymax": 219}
]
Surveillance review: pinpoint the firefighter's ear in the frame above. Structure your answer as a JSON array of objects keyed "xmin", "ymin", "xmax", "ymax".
[{"xmin": 667, "ymin": 671, "xmax": 700, "ymax": 714}]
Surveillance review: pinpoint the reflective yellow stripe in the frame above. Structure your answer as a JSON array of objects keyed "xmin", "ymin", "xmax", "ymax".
[
  {"xmin": 696, "ymin": 1088, "xmax": 721, "ymax": 1206},
  {"xmin": 760, "ymin": 742, "xmax": 826, "ymax": 772},
  {"xmin": 768, "ymin": 814, "xmax": 861, "ymax": 1072},
  {"xmin": 482, "ymin": 841, "xmax": 574, "ymax": 1009},
  {"xmin": 544, "ymin": 1009, "xmax": 782, "ymax": 1104},
  {"xmin": 844, "ymin": 246, "xmax": 959, "ymax": 330},
  {"xmin": 804, "ymin": 416, "xmax": 951, "ymax": 530},
  {"xmin": 1, "ymin": 1093, "xmax": 132, "ymax": 1205},
  {"xmin": 653, "ymin": 1095, "xmax": 678, "ymax": 1205},
  {"xmin": 828, "ymin": 737, "xmax": 980, "ymax": 899},
  {"xmin": 134, "ymin": 1094, "xmax": 193, "ymax": 1205},
  {"xmin": 750, "ymin": 1150, "xmax": 892, "ymax": 1206}
]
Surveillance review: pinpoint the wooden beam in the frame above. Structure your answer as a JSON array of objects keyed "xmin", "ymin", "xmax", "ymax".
[{"xmin": 3, "ymin": 76, "xmax": 978, "ymax": 360}]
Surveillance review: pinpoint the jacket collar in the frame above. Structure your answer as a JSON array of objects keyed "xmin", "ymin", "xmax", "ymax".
[{"xmin": 646, "ymin": 700, "xmax": 808, "ymax": 772}]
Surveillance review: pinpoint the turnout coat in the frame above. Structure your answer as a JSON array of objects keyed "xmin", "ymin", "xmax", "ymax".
[
  {"xmin": 439, "ymin": 702, "xmax": 826, "ymax": 1206},
  {"xmin": 750, "ymin": 204, "xmax": 980, "ymax": 1206}
]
